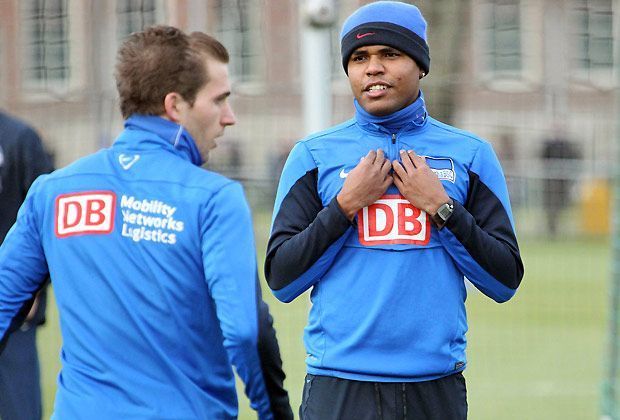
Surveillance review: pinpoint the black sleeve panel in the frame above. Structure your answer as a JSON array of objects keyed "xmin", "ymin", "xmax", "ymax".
[
  {"xmin": 254, "ymin": 276, "xmax": 293, "ymax": 420},
  {"xmin": 446, "ymin": 170, "xmax": 524, "ymax": 289},
  {"xmin": 265, "ymin": 169, "xmax": 352, "ymax": 291}
]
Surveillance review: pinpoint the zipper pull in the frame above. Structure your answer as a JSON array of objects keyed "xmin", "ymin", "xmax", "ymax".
[{"xmin": 391, "ymin": 133, "xmax": 396, "ymax": 144}]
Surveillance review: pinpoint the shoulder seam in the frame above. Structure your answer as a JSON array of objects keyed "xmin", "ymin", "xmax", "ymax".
[
  {"xmin": 296, "ymin": 119, "xmax": 356, "ymax": 168},
  {"xmin": 300, "ymin": 142, "xmax": 319, "ymax": 169},
  {"xmin": 428, "ymin": 119, "xmax": 486, "ymax": 145}
]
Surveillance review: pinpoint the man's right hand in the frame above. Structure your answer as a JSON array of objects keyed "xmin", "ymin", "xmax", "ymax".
[{"xmin": 336, "ymin": 149, "xmax": 392, "ymax": 220}]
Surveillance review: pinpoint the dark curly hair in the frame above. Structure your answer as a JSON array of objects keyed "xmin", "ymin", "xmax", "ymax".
[{"xmin": 115, "ymin": 26, "xmax": 229, "ymax": 119}]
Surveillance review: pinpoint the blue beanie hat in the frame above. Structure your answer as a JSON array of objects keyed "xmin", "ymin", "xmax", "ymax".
[{"xmin": 340, "ymin": 1, "xmax": 430, "ymax": 75}]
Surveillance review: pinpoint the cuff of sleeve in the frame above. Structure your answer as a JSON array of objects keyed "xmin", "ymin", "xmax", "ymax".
[{"xmin": 443, "ymin": 200, "xmax": 467, "ymax": 233}]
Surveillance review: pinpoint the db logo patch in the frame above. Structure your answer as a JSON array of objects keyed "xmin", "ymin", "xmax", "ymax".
[
  {"xmin": 55, "ymin": 191, "xmax": 116, "ymax": 238},
  {"xmin": 358, "ymin": 194, "xmax": 430, "ymax": 245}
]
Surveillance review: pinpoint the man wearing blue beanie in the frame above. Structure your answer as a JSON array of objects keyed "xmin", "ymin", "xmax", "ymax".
[{"xmin": 266, "ymin": 2, "xmax": 523, "ymax": 419}]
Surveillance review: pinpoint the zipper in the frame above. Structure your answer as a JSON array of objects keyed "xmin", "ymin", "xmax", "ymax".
[{"xmin": 390, "ymin": 133, "xmax": 397, "ymax": 161}]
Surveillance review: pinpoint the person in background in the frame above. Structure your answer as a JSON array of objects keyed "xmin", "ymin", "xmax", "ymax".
[
  {"xmin": 540, "ymin": 128, "xmax": 580, "ymax": 236},
  {"xmin": 0, "ymin": 111, "xmax": 53, "ymax": 420},
  {"xmin": 266, "ymin": 2, "xmax": 523, "ymax": 419},
  {"xmin": 0, "ymin": 26, "xmax": 292, "ymax": 419}
]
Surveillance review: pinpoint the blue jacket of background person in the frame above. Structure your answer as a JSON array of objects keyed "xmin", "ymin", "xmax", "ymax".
[
  {"xmin": 0, "ymin": 115, "xmax": 275, "ymax": 419},
  {"xmin": 266, "ymin": 92, "xmax": 524, "ymax": 382}
]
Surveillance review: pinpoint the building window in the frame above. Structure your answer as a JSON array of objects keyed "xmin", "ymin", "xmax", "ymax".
[
  {"xmin": 21, "ymin": 0, "xmax": 70, "ymax": 86},
  {"xmin": 116, "ymin": 0, "xmax": 163, "ymax": 42},
  {"xmin": 571, "ymin": 0, "xmax": 614, "ymax": 74},
  {"xmin": 483, "ymin": 0, "xmax": 522, "ymax": 76},
  {"xmin": 214, "ymin": 0, "xmax": 260, "ymax": 83}
]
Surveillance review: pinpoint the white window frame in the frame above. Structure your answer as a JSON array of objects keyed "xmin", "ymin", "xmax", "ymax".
[
  {"xmin": 473, "ymin": 0, "xmax": 543, "ymax": 92},
  {"xmin": 569, "ymin": 0, "xmax": 618, "ymax": 90},
  {"xmin": 115, "ymin": 0, "xmax": 166, "ymax": 44},
  {"xmin": 19, "ymin": 0, "xmax": 86, "ymax": 100},
  {"xmin": 214, "ymin": 0, "xmax": 265, "ymax": 93}
]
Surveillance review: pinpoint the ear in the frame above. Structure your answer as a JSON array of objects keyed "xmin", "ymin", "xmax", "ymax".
[{"xmin": 163, "ymin": 92, "xmax": 187, "ymax": 123}]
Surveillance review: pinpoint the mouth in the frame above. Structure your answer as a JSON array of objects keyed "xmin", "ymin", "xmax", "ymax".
[{"xmin": 363, "ymin": 82, "xmax": 390, "ymax": 97}]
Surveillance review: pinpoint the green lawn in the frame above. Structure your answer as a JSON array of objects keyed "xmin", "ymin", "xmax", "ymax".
[
  {"xmin": 465, "ymin": 236, "xmax": 609, "ymax": 419},
  {"xmin": 37, "ymin": 229, "xmax": 610, "ymax": 419}
]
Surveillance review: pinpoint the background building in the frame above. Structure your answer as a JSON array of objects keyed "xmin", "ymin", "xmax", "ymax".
[
  {"xmin": 0, "ymin": 0, "xmax": 615, "ymax": 234},
  {"xmin": 0, "ymin": 0, "xmax": 617, "ymax": 418}
]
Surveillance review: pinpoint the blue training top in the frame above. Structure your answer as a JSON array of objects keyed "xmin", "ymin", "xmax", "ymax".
[
  {"xmin": 266, "ymin": 92, "xmax": 523, "ymax": 382},
  {"xmin": 0, "ymin": 115, "xmax": 273, "ymax": 419}
]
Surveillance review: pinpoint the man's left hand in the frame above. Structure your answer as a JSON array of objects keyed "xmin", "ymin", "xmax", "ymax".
[{"xmin": 392, "ymin": 150, "xmax": 450, "ymax": 215}]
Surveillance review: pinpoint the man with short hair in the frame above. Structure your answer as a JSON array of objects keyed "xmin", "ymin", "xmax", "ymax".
[
  {"xmin": 266, "ymin": 2, "xmax": 524, "ymax": 419},
  {"xmin": 0, "ymin": 111, "xmax": 53, "ymax": 420},
  {"xmin": 0, "ymin": 26, "xmax": 291, "ymax": 419}
]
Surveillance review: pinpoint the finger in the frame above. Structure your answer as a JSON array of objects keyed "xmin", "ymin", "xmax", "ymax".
[
  {"xmin": 392, "ymin": 172, "xmax": 403, "ymax": 190},
  {"xmin": 383, "ymin": 175, "xmax": 394, "ymax": 190},
  {"xmin": 382, "ymin": 181, "xmax": 393, "ymax": 194},
  {"xmin": 409, "ymin": 150, "xmax": 426, "ymax": 167},
  {"xmin": 365, "ymin": 149, "xmax": 377, "ymax": 164},
  {"xmin": 406, "ymin": 150, "xmax": 418, "ymax": 169},
  {"xmin": 357, "ymin": 151, "xmax": 371, "ymax": 167},
  {"xmin": 392, "ymin": 160, "xmax": 407, "ymax": 179},
  {"xmin": 381, "ymin": 159, "xmax": 392, "ymax": 177},
  {"xmin": 375, "ymin": 149, "xmax": 385, "ymax": 166},
  {"xmin": 399, "ymin": 150, "xmax": 416, "ymax": 173}
]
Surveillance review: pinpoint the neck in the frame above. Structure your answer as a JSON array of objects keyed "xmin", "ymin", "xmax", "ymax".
[{"xmin": 354, "ymin": 90, "xmax": 427, "ymax": 130}]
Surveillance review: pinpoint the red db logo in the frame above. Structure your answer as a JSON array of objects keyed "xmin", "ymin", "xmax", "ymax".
[
  {"xmin": 358, "ymin": 194, "xmax": 430, "ymax": 245},
  {"xmin": 55, "ymin": 191, "xmax": 116, "ymax": 238}
]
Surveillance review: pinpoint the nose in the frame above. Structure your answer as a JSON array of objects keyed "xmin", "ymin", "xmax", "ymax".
[
  {"xmin": 365, "ymin": 55, "xmax": 384, "ymax": 76},
  {"xmin": 221, "ymin": 103, "xmax": 236, "ymax": 127}
]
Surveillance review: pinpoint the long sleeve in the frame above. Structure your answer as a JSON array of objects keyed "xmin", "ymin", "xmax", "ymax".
[
  {"xmin": 0, "ymin": 178, "xmax": 50, "ymax": 350},
  {"xmin": 438, "ymin": 142, "xmax": 524, "ymax": 302},
  {"xmin": 265, "ymin": 142, "xmax": 352, "ymax": 303},
  {"xmin": 201, "ymin": 182, "xmax": 273, "ymax": 419},
  {"xmin": 255, "ymin": 278, "xmax": 293, "ymax": 420},
  {"xmin": 17, "ymin": 125, "xmax": 53, "ymax": 326}
]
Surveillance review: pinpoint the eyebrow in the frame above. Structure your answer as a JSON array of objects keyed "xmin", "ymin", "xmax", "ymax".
[{"xmin": 351, "ymin": 47, "xmax": 401, "ymax": 56}]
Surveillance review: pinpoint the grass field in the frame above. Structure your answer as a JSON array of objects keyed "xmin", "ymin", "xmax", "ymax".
[{"xmin": 37, "ymin": 223, "xmax": 610, "ymax": 419}]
